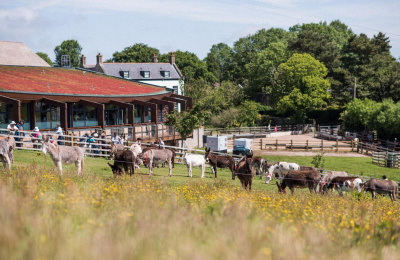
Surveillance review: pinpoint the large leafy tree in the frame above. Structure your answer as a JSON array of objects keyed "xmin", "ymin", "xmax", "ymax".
[
  {"xmin": 54, "ymin": 40, "xmax": 82, "ymax": 67},
  {"xmin": 272, "ymin": 53, "xmax": 331, "ymax": 122},
  {"xmin": 36, "ymin": 52, "xmax": 53, "ymax": 66},
  {"xmin": 204, "ymin": 43, "xmax": 235, "ymax": 82},
  {"xmin": 108, "ymin": 43, "xmax": 159, "ymax": 63}
]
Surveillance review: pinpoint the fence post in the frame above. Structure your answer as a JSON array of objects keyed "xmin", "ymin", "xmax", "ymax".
[
  {"xmin": 70, "ymin": 133, "xmax": 74, "ymax": 146},
  {"xmin": 260, "ymin": 138, "xmax": 263, "ymax": 150},
  {"xmin": 351, "ymin": 140, "xmax": 354, "ymax": 152},
  {"xmin": 306, "ymin": 140, "xmax": 309, "ymax": 151},
  {"xmin": 276, "ymin": 139, "xmax": 278, "ymax": 151},
  {"xmin": 321, "ymin": 140, "xmax": 324, "ymax": 151},
  {"xmin": 291, "ymin": 140, "xmax": 293, "ymax": 151},
  {"xmin": 336, "ymin": 140, "xmax": 339, "ymax": 153}
]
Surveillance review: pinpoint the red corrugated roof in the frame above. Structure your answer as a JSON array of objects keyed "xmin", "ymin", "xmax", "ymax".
[{"xmin": 0, "ymin": 66, "xmax": 164, "ymax": 95}]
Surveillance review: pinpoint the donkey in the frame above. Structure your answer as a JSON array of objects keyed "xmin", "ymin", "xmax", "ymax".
[
  {"xmin": 4, "ymin": 135, "xmax": 15, "ymax": 163},
  {"xmin": 252, "ymin": 156, "xmax": 265, "ymax": 179},
  {"xmin": 325, "ymin": 176, "xmax": 364, "ymax": 196},
  {"xmin": 204, "ymin": 147, "xmax": 235, "ymax": 179},
  {"xmin": 141, "ymin": 146, "xmax": 175, "ymax": 168},
  {"xmin": 319, "ymin": 171, "xmax": 348, "ymax": 193},
  {"xmin": 0, "ymin": 139, "xmax": 11, "ymax": 170},
  {"xmin": 138, "ymin": 149, "xmax": 173, "ymax": 176},
  {"xmin": 108, "ymin": 150, "xmax": 136, "ymax": 176},
  {"xmin": 363, "ymin": 178, "xmax": 398, "ymax": 202},
  {"xmin": 235, "ymin": 152, "xmax": 254, "ymax": 190},
  {"xmin": 110, "ymin": 142, "xmax": 124, "ymax": 160},
  {"xmin": 42, "ymin": 136, "xmax": 85, "ymax": 175},
  {"xmin": 266, "ymin": 162, "xmax": 300, "ymax": 184},
  {"xmin": 183, "ymin": 152, "xmax": 206, "ymax": 178},
  {"xmin": 276, "ymin": 169, "xmax": 321, "ymax": 194}
]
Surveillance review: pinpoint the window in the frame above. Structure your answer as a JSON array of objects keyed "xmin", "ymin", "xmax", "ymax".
[
  {"xmin": 163, "ymin": 71, "xmax": 170, "ymax": 78},
  {"xmin": 105, "ymin": 104, "xmax": 127, "ymax": 126},
  {"xmin": 35, "ymin": 102, "xmax": 60, "ymax": 129},
  {"xmin": 123, "ymin": 71, "xmax": 129, "ymax": 79},
  {"xmin": 143, "ymin": 71, "xmax": 150, "ymax": 78},
  {"xmin": 71, "ymin": 103, "xmax": 98, "ymax": 127}
]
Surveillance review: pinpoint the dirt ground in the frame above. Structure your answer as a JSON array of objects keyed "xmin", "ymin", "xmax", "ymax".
[{"xmin": 253, "ymin": 133, "xmax": 368, "ymax": 157}]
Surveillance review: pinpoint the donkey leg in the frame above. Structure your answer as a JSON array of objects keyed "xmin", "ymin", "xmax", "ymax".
[
  {"xmin": 201, "ymin": 164, "xmax": 205, "ymax": 178},
  {"xmin": 214, "ymin": 167, "xmax": 217, "ymax": 178},
  {"xmin": 4, "ymin": 155, "xmax": 11, "ymax": 171},
  {"xmin": 57, "ymin": 161, "xmax": 63, "ymax": 175},
  {"xmin": 168, "ymin": 160, "xmax": 172, "ymax": 177}
]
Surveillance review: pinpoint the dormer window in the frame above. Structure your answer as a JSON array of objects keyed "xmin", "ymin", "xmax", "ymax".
[
  {"xmin": 123, "ymin": 71, "xmax": 129, "ymax": 79},
  {"xmin": 163, "ymin": 71, "xmax": 170, "ymax": 78},
  {"xmin": 143, "ymin": 71, "xmax": 150, "ymax": 78}
]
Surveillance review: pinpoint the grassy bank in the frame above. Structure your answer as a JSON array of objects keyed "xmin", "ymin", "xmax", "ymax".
[{"xmin": 1, "ymin": 162, "xmax": 400, "ymax": 259}]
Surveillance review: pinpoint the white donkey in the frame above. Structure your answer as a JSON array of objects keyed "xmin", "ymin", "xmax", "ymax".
[
  {"xmin": 130, "ymin": 143, "xmax": 142, "ymax": 169},
  {"xmin": 0, "ymin": 139, "xmax": 11, "ymax": 170},
  {"xmin": 183, "ymin": 152, "xmax": 206, "ymax": 178},
  {"xmin": 265, "ymin": 162, "xmax": 300, "ymax": 184},
  {"xmin": 42, "ymin": 136, "xmax": 85, "ymax": 175}
]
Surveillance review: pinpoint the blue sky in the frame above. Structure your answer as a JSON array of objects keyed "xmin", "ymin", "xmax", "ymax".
[{"xmin": 1, "ymin": 0, "xmax": 400, "ymax": 64}]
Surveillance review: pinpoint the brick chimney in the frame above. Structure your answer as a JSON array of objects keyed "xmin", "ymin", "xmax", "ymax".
[
  {"xmin": 152, "ymin": 53, "xmax": 158, "ymax": 63},
  {"xmin": 169, "ymin": 52, "xmax": 175, "ymax": 64},
  {"xmin": 96, "ymin": 52, "xmax": 103, "ymax": 64},
  {"xmin": 80, "ymin": 54, "xmax": 86, "ymax": 68}
]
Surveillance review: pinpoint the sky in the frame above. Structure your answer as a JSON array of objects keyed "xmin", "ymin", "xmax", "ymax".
[{"xmin": 1, "ymin": 0, "xmax": 400, "ymax": 64}]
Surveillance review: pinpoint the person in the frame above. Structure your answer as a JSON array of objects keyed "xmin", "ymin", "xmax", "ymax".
[
  {"xmin": 7, "ymin": 121, "xmax": 18, "ymax": 134},
  {"xmin": 15, "ymin": 120, "xmax": 25, "ymax": 147},
  {"xmin": 382, "ymin": 175, "xmax": 388, "ymax": 180},
  {"xmin": 80, "ymin": 132, "xmax": 90, "ymax": 147},
  {"xmin": 158, "ymin": 138, "xmax": 165, "ymax": 149},
  {"xmin": 274, "ymin": 126, "xmax": 277, "ymax": 133},
  {"xmin": 120, "ymin": 133, "xmax": 126, "ymax": 146},
  {"xmin": 100, "ymin": 130, "xmax": 107, "ymax": 155},
  {"xmin": 91, "ymin": 129, "xmax": 99, "ymax": 154},
  {"xmin": 30, "ymin": 127, "xmax": 42, "ymax": 149},
  {"xmin": 55, "ymin": 124, "xmax": 64, "ymax": 145},
  {"xmin": 268, "ymin": 124, "xmax": 271, "ymax": 132},
  {"xmin": 111, "ymin": 132, "xmax": 121, "ymax": 144},
  {"xmin": 136, "ymin": 138, "xmax": 142, "ymax": 146}
]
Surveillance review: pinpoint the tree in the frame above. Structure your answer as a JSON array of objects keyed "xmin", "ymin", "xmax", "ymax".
[
  {"xmin": 340, "ymin": 98, "xmax": 376, "ymax": 132},
  {"xmin": 108, "ymin": 43, "xmax": 159, "ymax": 63},
  {"xmin": 271, "ymin": 53, "xmax": 331, "ymax": 122},
  {"xmin": 54, "ymin": 40, "xmax": 82, "ymax": 67},
  {"xmin": 237, "ymin": 100, "xmax": 261, "ymax": 126},
  {"xmin": 166, "ymin": 103, "xmax": 208, "ymax": 140},
  {"xmin": 204, "ymin": 43, "xmax": 235, "ymax": 82},
  {"xmin": 36, "ymin": 52, "xmax": 53, "ymax": 66}
]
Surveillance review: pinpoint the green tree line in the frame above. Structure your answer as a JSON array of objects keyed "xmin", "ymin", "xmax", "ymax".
[{"xmin": 43, "ymin": 20, "xmax": 400, "ymax": 128}]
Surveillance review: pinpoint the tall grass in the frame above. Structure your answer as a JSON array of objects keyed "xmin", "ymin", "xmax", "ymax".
[{"xmin": 1, "ymin": 160, "xmax": 400, "ymax": 259}]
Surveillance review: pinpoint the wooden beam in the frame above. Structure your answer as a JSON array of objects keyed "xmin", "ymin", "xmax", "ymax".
[
  {"xmin": 109, "ymin": 100, "xmax": 135, "ymax": 125},
  {"xmin": 163, "ymin": 96, "xmax": 186, "ymax": 111},
  {"xmin": 0, "ymin": 94, "xmax": 21, "ymax": 123},
  {"xmin": 150, "ymin": 98, "xmax": 174, "ymax": 112},
  {"xmin": 171, "ymin": 93, "xmax": 193, "ymax": 109},
  {"xmin": 79, "ymin": 99, "xmax": 105, "ymax": 129}
]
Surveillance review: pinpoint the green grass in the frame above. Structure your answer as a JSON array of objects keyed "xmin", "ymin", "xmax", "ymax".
[{"xmin": 11, "ymin": 149, "xmax": 400, "ymax": 193}]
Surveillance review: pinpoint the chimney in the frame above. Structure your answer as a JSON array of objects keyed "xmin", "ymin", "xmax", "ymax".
[
  {"xmin": 152, "ymin": 53, "xmax": 158, "ymax": 63},
  {"xmin": 96, "ymin": 52, "xmax": 103, "ymax": 64},
  {"xmin": 169, "ymin": 52, "xmax": 175, "ymax": 64},
  {"xmin": 80, "ymin": 54, "xmax": 86, "ymax": 68}
]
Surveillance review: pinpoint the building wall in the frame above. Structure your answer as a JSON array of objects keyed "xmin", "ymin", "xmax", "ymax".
[
  {"xmin": 138, "ymin": 79, "xmax": 183, "ymax": 95},
  {"xmin": 184, "ymin": 127, "xmax": 204, "ymax": 149}
]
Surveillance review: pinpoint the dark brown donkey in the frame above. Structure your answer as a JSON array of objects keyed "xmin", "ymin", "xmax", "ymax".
[
  {"xmin": 235, "ymin": 152, "xmax": 255, "ymax": 190},
  {"xmin": 276, "ymin": 170, "xmax": 321, "ymax": 194},
  {"xmin": 363, "ymin": 178, "xmax": 398, "ymax": 202},
  {"xmin": 204, "ymin": 147, "xmax": 235, "ymax": 179}
]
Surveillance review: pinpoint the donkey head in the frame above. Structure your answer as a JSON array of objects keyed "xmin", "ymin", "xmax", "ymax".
[
  {"xmin": 108, "ymin": 162, "xmax": 121, "ymax": 175},
  {"xmin": 204, "ymin": 147, "xmax": 211, "ymax": 162},
  {"xmin": 276, "ymin": 181, "xmax": 286, "ymax": 194}
]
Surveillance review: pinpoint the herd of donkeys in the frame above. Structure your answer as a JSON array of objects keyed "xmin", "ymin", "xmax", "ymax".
[{"xmin": 0, "ymin": 135, "xmax": 397, "ymax": 201}]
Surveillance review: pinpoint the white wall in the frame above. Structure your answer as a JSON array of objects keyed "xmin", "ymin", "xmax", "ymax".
[{"xmin": 138, "ymin": 79, "xmax": 183, "ymax": 95}]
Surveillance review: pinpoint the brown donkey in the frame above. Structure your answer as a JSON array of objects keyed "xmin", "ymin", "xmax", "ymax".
[
  {"xmin": 276, "ymin": 170, "xmax": 321, "ymax": 194},
  {"xmin": 235, "ymin": 151, "xmax": 255, "ymax": 190},
  {"xmin": 204, "ymin": 147, "xmax": 235, "ymax": 179}
]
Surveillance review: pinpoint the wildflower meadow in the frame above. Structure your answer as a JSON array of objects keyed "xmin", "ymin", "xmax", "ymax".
[{"xmin": 1, "ymin": 150, "xmax": 400, "ymax": 259}]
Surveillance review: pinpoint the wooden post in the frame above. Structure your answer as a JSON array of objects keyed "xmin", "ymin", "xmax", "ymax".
[
  {"xmin": 336, "ymin": 140, "xmax": 339, "ymax": 152},
  {"xmin": 321, "ymin": 140, "xmax": 324, "ymax": 151},
  {"xmin": 351, "ymin": 140, "xmax": 354, "ymax": 152},
  {"xmin": 291, "ymin": 140, "xmax": 293, "ymax": 151},
  {"xmin": 260, "ymin": 138, "xmax": 263, "ymax": 150},
  {"xmin": 306, "ymin": 140, "xmax": 309, "ymax": 151},
  {"xmin": 276, "ymin": 139, "xmax": 278, "ymax": 150},
  {"xmin": 70, "ymin": 133, "xmax": 74, "ymax": 146}
]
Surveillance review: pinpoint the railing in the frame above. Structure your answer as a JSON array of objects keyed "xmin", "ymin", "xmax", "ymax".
[{"xmin": 204, "ymin": 125, "xmax": 310, "ymax": 136}]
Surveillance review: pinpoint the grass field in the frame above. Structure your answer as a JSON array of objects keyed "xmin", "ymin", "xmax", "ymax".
[{"xmin": 1, "ymin": 149, "xmax": 400, "ymax": 259}]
